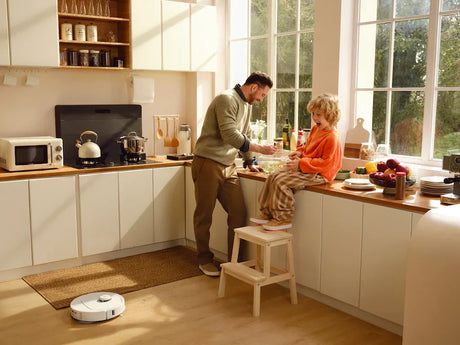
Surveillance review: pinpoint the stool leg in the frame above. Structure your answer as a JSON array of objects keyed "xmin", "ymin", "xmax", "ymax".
[
  {"xmin": 286, "ymin": 239, "xmax": 297, "ymax": 304},
  {"xmin": 263, "ymin": 244, "xmax": 271, "ymax": 279},
  {"xmin": 253, "ymin": 283, "xmax": 261, "ymax": 317},
  {"xmin": 255, "ymin": 244, "xmax": 261, "ymax": 271},
  {"xmin": 218, "ymin": 268, "xmax": 226, "ymax": 298},
  {"xmin": 231, "ymin": 233, "xmax": 241, "ymax": 263}
]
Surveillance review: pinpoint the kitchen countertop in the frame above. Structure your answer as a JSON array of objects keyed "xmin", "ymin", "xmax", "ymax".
[{"xmin": 0, "ymin": 159, "xmax": 445, "ymax": 213}]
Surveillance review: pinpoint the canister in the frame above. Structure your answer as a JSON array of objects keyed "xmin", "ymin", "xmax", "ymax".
[
  {"xmin": 60, "ymin": 49, "xmax": 68, "ymax": 66},
  {"xmin": 60, "ymin": 23, "xmax": 73, "ymax": 40},
  {"xmin": 79, "ymin": 50, "xmax": 89, "ymax": 66},
  {"xmin": 75, "ymin": 24, "xmax": 86, "ymax": 41},
  {"xmin": 89, "ymin": 50, "xmax": 100, "ymax": 66},
  {"xmin": 100, "ymin": 50, "xmax": 111, "ymax": 67},
  {"xmin": 68, "ymin": 49, "xmax": 78, "ymax": 66},
  {"xmin": 86, "ymin": 24, "xmax": 97, "ymax": 42}
]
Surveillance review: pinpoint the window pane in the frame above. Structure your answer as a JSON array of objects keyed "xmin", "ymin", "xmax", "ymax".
[
  {"xmin": 229, "ymin": 41, "xmax": 248, "ymax": 87},
  {"xmin": 434, "ymin": 91, "xmax": 460, "ymax": 159},
  {"xmin": 252, "ymin": 100, "xmax": 268, "ymax": 123},
  {"xmin": 251, "ymin": 38, "xmax": 268, "ymax": 73},
  {"xmin": 299, "ymin": 32, "xmax": 314, "ymax": 88},
  {"xmin": 360, "ymin": 0, "xmax": 392, "ymax": 22},
  {"xmin": 277, "ymin": 0, "xmax": 297, "ymax": 33},
  {"xmin": 396, "ymin": 0, "xmax": 430, "ymax": 17},
  {"xmin": 442, "ymin": 0, "xmax": 460, "ymax": 11},
  {"xmin": 230, "ymin": 0, "xmax": 249, "ymax": 39},
  {"xmin": 438, "ymin": 14, "xmax": 460, "ymax": 87},
  {"xmin": 300, "ymin": 0, "xmax": 315, "ymax": 30},
  {"xmin": 390, "ymin": 91, "xmax": 424, "ymax": 156},
  {"xmin": 275, "ymin": 92, "xmax": 295, "ymax": 137},
  {"xmin": 392, "ymin": 19, "xmax": 428, "ymax": 87},
  {"xmin": 299, "ymin": 92, "xmax": 312, "ymax": 130},
  {"xmin": 357, "ymin": 23, "xmax": 390, "ymax": 88},
  {"xmin": 251, "ymin": 0, "xmax": 268, "ymax": 36},
  {"xmin": 356, "ymin": 91, "xmax": 387, "ymax": 144},
  {"xmin": 277, "ymin": 35, "xmax": 296, "ymax": 88}
]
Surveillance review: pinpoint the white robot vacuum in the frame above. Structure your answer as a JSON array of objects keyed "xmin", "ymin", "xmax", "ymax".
[{"xmin": 70, "ymin": 292, "xmax": 125, "ymax": 323}]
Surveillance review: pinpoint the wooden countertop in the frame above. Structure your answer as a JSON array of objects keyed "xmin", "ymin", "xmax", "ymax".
[
  {"xmin": 237, "ymin": 170, "xmax": 445, "ymax": 214},
  {"xmin": 0, "ymin": 156, "xmax": 186, "ymax": 181}
]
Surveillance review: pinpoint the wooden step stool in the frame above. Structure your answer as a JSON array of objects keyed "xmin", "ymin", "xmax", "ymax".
[{"xmin": 218, "ymin": 225, "xmax": 297, "ymax": 316}]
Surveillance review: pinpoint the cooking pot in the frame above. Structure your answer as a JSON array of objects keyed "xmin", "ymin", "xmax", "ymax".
[
  {"xmin": 117, "ymin": 131, "xmax": 148, "ymax": 154},
  {"xmin": 75, "ymin": 131, "xmax": 101, "ymax": 159}
]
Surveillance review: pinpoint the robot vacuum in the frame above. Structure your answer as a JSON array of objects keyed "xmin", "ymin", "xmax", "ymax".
[{"xmin": 70, "ymin": 292, "xmax": 125, "ymax": 323}]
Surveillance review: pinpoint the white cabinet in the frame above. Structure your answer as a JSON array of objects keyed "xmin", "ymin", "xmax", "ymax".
[
  {"xmin": 79, "ymin": 172, "xmax": 120, "ymax": 256},
  {"xmin": 191, "ymin": 4, "xmax": 217, "ymax": 71},
  {"xmin": 291, "ymin": 190, "xmax": 323, "ymax": 291},
  {"xmin": 29, "ymin": 176, "xmax": 78, "ymax": 265},
  {"xmin": 162, "ymin": 0, "xmax": 190, "ymax": 71},
  {"xmin": 153, "ymin": 166, "xmax": 185, "ymax": 242},
  {"xmin": 7, "ymin": 0, "xmax": 59, "ymax": 67},
  {"xmin": 185, "ymin": 166, "xmax": 228, "ymax": 254},
  {"xmin": 131, "ymin": 0, "xmax": 162, "ymax": 70},
  {"xmin": 119, "ymin": 169, "xmax": 154, "ymax": 248},
  {"xmin": 0, "ymin": 0, "xmax": 9, "ymax": 65},
  {"xmin": 0, "ymin": 180, "xmax": 31, "ymax": 270},
  {"xmin": 360, "ymin": 203, "xmax": 412, "ymax": 324},
  {"xmin": 321, "ymin": 195, "xmax": 363, "ymax": 306}
]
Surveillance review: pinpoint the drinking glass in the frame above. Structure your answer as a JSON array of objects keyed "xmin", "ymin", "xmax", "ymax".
[
  {"xmin": 103, "ymin": 0, "xmax": 110, "ymax": 17},
  {"xmin": 60, "ymin": 0, "xmax": 68, "ymax": 13},
  {"xmin": 376, "ymin": 144, "xmax": 391, "ymax": 161},
  {"xmin": 87, "ymin": 0, "xmax": 95, "ymax": 15}
]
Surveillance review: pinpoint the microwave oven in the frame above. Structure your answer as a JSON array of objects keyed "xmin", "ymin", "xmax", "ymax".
[{"xmin": 0, "ymin": 137, "xmax": 64, "ymax": 172}]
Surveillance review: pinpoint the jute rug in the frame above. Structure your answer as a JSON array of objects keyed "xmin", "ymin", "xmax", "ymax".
[{"xmin": 23, "ymin": 246, "xmax": 202, "ymax": 309}]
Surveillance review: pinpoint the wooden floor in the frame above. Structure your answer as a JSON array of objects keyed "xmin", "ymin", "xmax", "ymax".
[{"xmin": 0, "ymin": 275, "xmax": 402, "ymax": 345}]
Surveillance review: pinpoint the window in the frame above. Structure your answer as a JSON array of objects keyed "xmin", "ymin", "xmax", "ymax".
[
  {"xmin": 355, "ymin": 0, "xmax": 460, "ymax": 166},
  {"xmin": 228, "ymin": 0, "xmax": 315, "ymax": 141}
]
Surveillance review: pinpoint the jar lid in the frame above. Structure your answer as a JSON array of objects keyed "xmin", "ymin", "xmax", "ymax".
[
  {"xmin": 396, "ymin": 172, "xmax": 406, "ymax": 176},
  {"xmin": 79, "ymin": 49, "xmax": 89, "ymax": 53},
  {"xmin": 90, "ymin": 50, "xmax": 99, "ymax": 53}
]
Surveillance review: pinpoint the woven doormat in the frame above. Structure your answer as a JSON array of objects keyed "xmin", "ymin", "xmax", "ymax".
[{"xmin": 23, "ymin": 246, "xmax": 201, "ymax": 309}]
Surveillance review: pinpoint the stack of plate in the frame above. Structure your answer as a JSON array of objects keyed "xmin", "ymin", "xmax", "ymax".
[
  {"xmin": 420, "ymin": 176, "xmax": 453, "ymax": 196},
  {"xmin": 343, "ymin": 178, "xmax": 376, "ymax": 190}
]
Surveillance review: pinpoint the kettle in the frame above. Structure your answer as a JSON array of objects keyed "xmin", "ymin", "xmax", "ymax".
[
  {"xmin": 177, "ymin": 124, "xmax": 191, "ymax": 155},
  {"xmin": 76, "ymin": 131, "xmax": 101, "ymax": 159}
]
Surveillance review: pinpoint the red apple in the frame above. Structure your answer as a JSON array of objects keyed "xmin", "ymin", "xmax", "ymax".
[
  {"xmin": 395, "ymin": 164, "xmax": 409, "ymax": 176},
  {"xmin": 384, "ymin": 173, "xmax": 396, "ymax": 187},
  {"xmin": 370, "ymin": 171, "xmax": 385, "ymax": 180},
  {"xmin": 386, "ymin": 158, "xmax": 400, "ymax": 170},
  {"xmin": 376, "ymin": 161, "xmax": 388, "ymax": 172}
]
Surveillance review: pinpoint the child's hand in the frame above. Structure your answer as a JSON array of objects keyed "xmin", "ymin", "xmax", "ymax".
[
  {"xmin": 288, "ymin": 151, "xmax": 301, "ymax": 160},
  {"xmin": 286, "ymin": 159, "xmax": 300, "ymax": 172}
]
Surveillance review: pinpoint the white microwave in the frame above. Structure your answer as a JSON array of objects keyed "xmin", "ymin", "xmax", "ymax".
[{"xmin": 0, "ymin": 137, "xmax": 64, "ymax": 172}]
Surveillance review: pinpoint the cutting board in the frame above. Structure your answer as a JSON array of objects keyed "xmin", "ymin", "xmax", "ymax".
[{"xmin": 344, "ymin": 118, "xmax": 370, "ymax": 158}]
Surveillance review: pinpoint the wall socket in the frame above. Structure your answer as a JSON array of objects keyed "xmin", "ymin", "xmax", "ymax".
[{"xmin": 3, "ymin": 74, "xmax": 17, "ymax": 86}]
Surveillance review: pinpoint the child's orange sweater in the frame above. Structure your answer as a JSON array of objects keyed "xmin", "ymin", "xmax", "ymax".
[{"xmin": 297, "ymin": 125, "xmax": 342, "ymax": 181}]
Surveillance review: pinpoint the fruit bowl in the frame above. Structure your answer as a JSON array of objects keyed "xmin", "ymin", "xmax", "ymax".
[{"xmin": 369, "ymin": 175, "xmax": 416, "ymax": 189}]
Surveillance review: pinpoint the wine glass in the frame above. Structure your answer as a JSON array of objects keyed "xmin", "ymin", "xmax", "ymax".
[
  {"xmin": 103, "ymin": 0, "xmax": 110, "ymax": 17},
  {"xmin": 87, "ymin": 0, "xmax": 95, "ymax": 15}
]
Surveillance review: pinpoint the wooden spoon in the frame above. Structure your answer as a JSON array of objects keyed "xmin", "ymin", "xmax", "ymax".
[
  {"xmin": 156, "ymin": 116, "xmax": 163, "ymax": 139},
  {"xmin": 164, "ymin": 117, "xmax": 172, "ymax": 147},
  {"xmin": 171, "ymin": 117, "xmax": 179, "ymax": 147}
]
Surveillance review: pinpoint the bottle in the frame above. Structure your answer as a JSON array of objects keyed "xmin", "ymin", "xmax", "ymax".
[
  {"xmin": 282, "ymin": 118, "xmax": 291, "ymax": 150},
  {"xmin": 290, "ymin": 130, "xmax": 297, "ymax": 151},
  {"xmin": 395, "ymin": 172, "xmax": 406, "ymax": 200},
  {"xmin": 297, "ymin": 128, "xmax": 305, "ymax": 147}
]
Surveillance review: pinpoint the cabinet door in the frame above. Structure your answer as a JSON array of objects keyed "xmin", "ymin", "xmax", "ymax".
[
  {"xmin": 321, "ymin": 195, "xmax": 362, "ymax": 306},
  {"xmin": 79, "ymin": 172, "xmax": 119, "ymax": 256},
  {"xmin": 291, "ymin": 190, "xmax": 323, "ymax": 291},
  {"xmin": 119, "ymin": 169, "xmax": 154, "ymax": 248},
  {"xmin": 29, "ymin": 176, "xmax": 78, "ymax": 265},
  {"xmin": 162, "ymin": 1, "xmax": 190, "ymax": 71},
  {"xmin": 360, "ymin": 204, "xmax": 412, "ymax": 324},
  {"xmin": 0, "ymin": 180, "xmax": 31, "ymax": 270},
  {"xmin": 153, "ymin": 166, "xmax": 185, "ymax": 242},
  {"xmin": 190, "ymin": 4, "xmax": 216, "ymax": 71},
  {"xmin": 131, "ymin": 0, "xmax": 162, "ymax": 70},
  {"xmin": 0, "ymin": 0, "xmax": 9, "ymax": 65},
  {"xmin": 8, "ymin": 0, "xmax": 59, "ymax": 66}
]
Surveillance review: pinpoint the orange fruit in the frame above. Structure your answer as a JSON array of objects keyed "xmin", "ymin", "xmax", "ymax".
[{"xmin": 383, "ymin": 168, "xmax": 396, "ymax": 176}]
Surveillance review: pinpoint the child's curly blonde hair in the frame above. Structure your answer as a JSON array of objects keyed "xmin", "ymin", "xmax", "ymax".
[{"xmin": 307, "ymin": 93, "xmax": 341, "ymax": 128}]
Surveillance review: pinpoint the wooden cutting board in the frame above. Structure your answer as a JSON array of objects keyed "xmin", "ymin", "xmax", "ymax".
[{"xmin": 344, "ymin": 118, "xmax": 370, "ymax": 158}]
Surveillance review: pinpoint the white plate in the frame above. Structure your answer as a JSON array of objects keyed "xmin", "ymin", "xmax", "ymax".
[
  {"xmin": 343, "ymin": 183, "xmax": 376, "ymax": 190},
  {"xmin": 344, "ymin": 178, "xmax": 371, "ymax": 185}
]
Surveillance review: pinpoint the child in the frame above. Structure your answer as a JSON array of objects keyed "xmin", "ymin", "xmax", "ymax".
[{"xmin": 251, "ymin": 93, "xmax": 343, "ymax": 231}]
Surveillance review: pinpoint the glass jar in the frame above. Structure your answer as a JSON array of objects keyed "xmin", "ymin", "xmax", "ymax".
[
  {"xmin": 100, "ymin": 50, "xmax": 111, "ymax": 67},
  {"xmin": 68, "ymin": 49, "xmax": 78, "ymax": 66},
  {"xmin": 60, "ymin": 49, "xmax": 68, "ymax": 66},
  {"xmin": 79, "ymin": 49, "xmax": 89, "ymax": 66},
  {"xmin": 359, "ymin": 142, "xmax": 375, "ymax": 161},
  {"xmin": 89, "ymin": 50, "xmax": 100, "ymax": 66}
]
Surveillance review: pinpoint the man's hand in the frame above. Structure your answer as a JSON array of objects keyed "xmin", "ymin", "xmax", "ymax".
[
  {"xmin": 247, "ymin": 164, "xmax": 264, "ymax": 172},
  {"xmin": 249, "ymin": 142, "xmax": 276, "ymax": 155}
]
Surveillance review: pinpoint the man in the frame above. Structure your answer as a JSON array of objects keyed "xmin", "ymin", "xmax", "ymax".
[{"xmin": 192, "ymin": 71, "xmax": 276, "ymax": 277}]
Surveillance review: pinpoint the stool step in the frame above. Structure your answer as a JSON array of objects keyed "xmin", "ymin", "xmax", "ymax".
[
  {"xmin": 235, "ymin": 226, "xmax": 292, "ymax": 246},
  {"xmin": 221, "ymin": 262, "xmax": 266, "ymax": 283}
]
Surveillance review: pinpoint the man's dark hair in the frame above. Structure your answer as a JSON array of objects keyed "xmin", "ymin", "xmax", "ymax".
[{"xmin": 243, "ymin": 71, "xmax": 273, "ymax": 89}]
